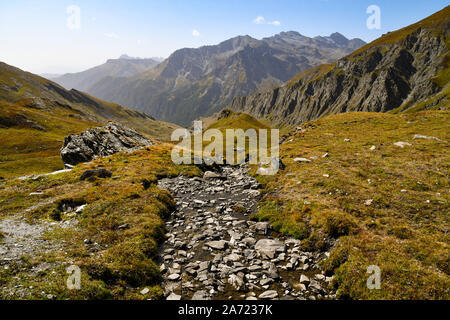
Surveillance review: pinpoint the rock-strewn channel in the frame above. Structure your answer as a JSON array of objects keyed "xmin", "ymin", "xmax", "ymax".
[{"xmin": 158, "ymin": 165, "xmax": 336, "ymax": 300}]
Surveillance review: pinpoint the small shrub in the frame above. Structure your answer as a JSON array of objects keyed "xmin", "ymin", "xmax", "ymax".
[
  {"xmin": 324, "ymin": 211, "xmax": 358, "ymax": 238},
  {"xmin": 391, "ymin": 226, "xmax": 414, "ymax": 239},
  {"xmin": 321, "ymin": 243, "xmax": 351, "ymax": 275},
  {"xmin": 300, "ymin": 231, "xmax": 327, "ymax": 252},
  {"xmin": 49, "ymin": 209, "xmax": 62, "ymax": 221},
  {"xmin": 232, "ymin": 205, "xmax": 247, "ymax": 214}
]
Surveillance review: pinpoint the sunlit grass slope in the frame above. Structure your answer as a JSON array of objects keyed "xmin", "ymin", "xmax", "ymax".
[
  {"xmin": 0, "ymin": 143, "xmax": 201, "ymax": 299},
  {"xmin": 250, "ymin": 111, "xmax": 449, "ymax": 299},
  {"xmin": 0, "ymin": 61, "xmax": 179, "ymax": 178}
]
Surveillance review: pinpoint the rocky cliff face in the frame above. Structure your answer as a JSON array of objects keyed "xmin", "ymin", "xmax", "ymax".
[
  {"xmin": 227, "ymin": 7, "xmax": 450, "ymax": 126},
  {"xmin": 60, "ymin": 123, "xmax": 151, "ymax": 165}
]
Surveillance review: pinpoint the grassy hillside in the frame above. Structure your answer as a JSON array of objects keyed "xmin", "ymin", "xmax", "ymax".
[
  {"xmin": 249, "ymin": 111, "xmax": 449, "ymax": 299},
  {"xmin": 206, "ymin": 109, "xmax": 270, "ymax": 131},
  {"xmin": 0, "ymin": 61, "xmax": 179, "ymax": 178},
  {"xmin": 0, "ymin": 102, "xmax": 98, "ymax": 178},
  {"xmin": 350, "ymin": 6, "xmax": 450, "ymax": 56},
  {"xmin": 0, "ymin": 143, "xmax": 201, "ymax": 299},
  {"xmin": 1, "ymin": 108, "xmax": 447, "ymax": 300}
]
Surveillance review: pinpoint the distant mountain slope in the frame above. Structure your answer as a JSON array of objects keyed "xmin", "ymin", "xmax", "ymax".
[
  {"xmin": 52, "ymin": 55, "xmax": 160, "ymax": 92},
  {"xmin": 82, "ymin": 32, "xmax": 365, "ymax": 126},
  {"xmin": 227, "ymin": 6, "xmax": 450, "ymax": 126},
  {"xmin": 0, "ymin": 61, "xmax": 178, "ymax": 177}
]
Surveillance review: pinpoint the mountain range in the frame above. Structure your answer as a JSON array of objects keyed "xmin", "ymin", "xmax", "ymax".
[
  {"xmin": 52, "ymin": 55, "xmax": 161, "ymax": 93},
  {"xmin": 0, "ymin": 5, "xmax": 448, "ymax": 301},
  {"xmin": 227, "ymin": 7, "xmax": 450, "ymax": 125},
  {"xmin": 52, "ymin": 32, "xmax": 366, "ymax": 126}
]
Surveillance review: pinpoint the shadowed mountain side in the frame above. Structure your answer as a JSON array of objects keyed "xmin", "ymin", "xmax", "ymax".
[{"xmin": 227, "ymin": 6, "xmax": 450, "ymax": 126}]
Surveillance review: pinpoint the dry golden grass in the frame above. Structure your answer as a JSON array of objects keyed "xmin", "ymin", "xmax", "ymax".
[
  {"xmin": 0, "ymin": 143, "xmax": 201, "ymax": 299},
  {"xmin": 251, "ymin": 111, "xmax": 449, "ymax": 299}
]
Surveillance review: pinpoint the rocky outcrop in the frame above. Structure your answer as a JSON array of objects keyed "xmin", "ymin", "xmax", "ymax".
[
  {"xmin": 60, "ymin": 123, "xmax": 151, "ymax": 165},
  {"xmin": 227, "ymin": 7, "xmax": 450, "ymax": 125}
]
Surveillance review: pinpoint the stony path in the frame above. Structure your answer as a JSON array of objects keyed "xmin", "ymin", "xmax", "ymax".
[
  {"xmin": 0, "ymin": 218, "xmax": 57, "ymax": 264},
  {"xmin": 158, "ymin": 165, "xmax": 336, "ymax": 300}
]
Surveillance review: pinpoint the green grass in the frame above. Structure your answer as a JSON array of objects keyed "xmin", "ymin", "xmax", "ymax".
[
  {"xmin": 0, "ymin": 143, "xmax": 202, "ymax": 300},
  {"xmin": 249, "ymin": 111, "xmax": 449, "ymax": 299},
  {"xmin": 0, "ymin": 61, "xmax": 180, "ymax": 178}
]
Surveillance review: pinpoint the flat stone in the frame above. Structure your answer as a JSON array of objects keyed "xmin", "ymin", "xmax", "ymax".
[
  {"xmin": 413, "ymin": 134, "xmax": 441, "ymax": 141},
  {"xmin": 258, "ymin": 290, "xmax": 279, "ymax": 299},
  {"xmin": 255, "ymin": 222, "xmax": 271, "ymax": 235},
  {"xmin": 224, "ymin": 253, "xmax": 241, "ymax": 263},
  {"xmin": 192, "ymin": 290, "xmax": 210, "ymax": 300},
  {"xmin": 206, "ymin": 240, "xmax": 228, "ymax": 250},
  {"xmin": 166, "ymin": 293, "xmax": 181, "ymax": 300},
  {"xmin": 255, "ymin": 239, "xmax": 286, "ymax": 259},
  {"xmin": 140, "ymin": 288, "xmax": 150, "ymax": 295},
  {"xmin": 167, "ymin": 273, "xmax": 180, "ymax": 281},
  {"xmin": 394, "ymin": 141, "xmax": 412, "ymax": 148},
  {"xmin": 228, "ymin": 274, "xmax": 245, "ymax": 290},
  {"xmin": 300, "ymin": 274, "xmax": 310, "ymax": 284},
  {"xmin": 260, "ymin": 278, "xmax": 273, "ymax": 286},
  {"xmin": 242, "ymin": 237, "xmax": 257, "ymax": 247},
  {"xmin": 293, "ymin": 158, "xmax": 311, "ymax": 163},
  {"xmin": 198, "ymin": 261, "xmax": 211, "ymax": 272},
  {"xmin": 204, "ymin": 171, "xmax": 226, "ymax": 180}
]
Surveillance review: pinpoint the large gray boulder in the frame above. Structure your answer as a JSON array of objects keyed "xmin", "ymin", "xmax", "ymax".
[{"xmin": 60, "ymin": 122, "xmax": 151, "ymax": 165}]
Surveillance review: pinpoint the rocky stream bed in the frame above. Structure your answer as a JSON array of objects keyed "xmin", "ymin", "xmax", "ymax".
[{"xmin": 158, "ymin": 165, "xmax": 337, "ymax": 300}]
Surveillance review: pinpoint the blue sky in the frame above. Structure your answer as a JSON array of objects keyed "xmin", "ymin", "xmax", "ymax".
[{"xmin": 0, "ymin": 0, "xmax": 448, "ymax": 74}]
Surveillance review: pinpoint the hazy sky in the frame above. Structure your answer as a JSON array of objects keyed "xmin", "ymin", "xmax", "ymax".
[{"xmin": 0, "ymin": 0, "xmax": 448, "ymax": 74}]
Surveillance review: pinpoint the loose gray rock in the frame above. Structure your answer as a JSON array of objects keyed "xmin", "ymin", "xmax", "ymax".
[
  {"xmin": 293, "ymin": 158, "xmax": 311, "ymax": 163},
  {"xmin": 394, "ymin": 141, "xmax": 412, "ymax": 148},
  {"xmin": 167, "ymin": 273, "xmax": 180, "ymax": 281},
  {"xmin": 413, "ymin": 134, "xmax": 442, "ymax": 141},
  {"xmin": 300, "ymin": 274, "xmax": 310, "ymax": 285},
  {"xmin": 254, "ymin": 222, "xmax": 271, "ymax": 235},
  {"xmin": 206, "ymin": 240, "xmax": 228, "ymax": 250},
  {"xmin": 192, "ymin": 290, "xmax": 210, "ymax": 300},
  {"xmin": 204, "ymin": 171, "xmax": 226, "ymax": 180},
  {"xmin": 258, "ymin": 290, "xmax": 279, "ymax": 300},
  {"xmin": 167, "ymin": 293, "xmax": 182, "ymax": 300},
  {"xmin": 255, "ymin": 239, "xmax": 286, "ymax": 259},
  {"xmin": 140, "ymin": 288, "xmax": 150, "ymax": 295}
]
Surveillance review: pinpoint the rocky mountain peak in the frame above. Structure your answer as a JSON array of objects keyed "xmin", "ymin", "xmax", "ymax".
[
  {"xmin": 329, "ymin": 32, "xmax": 349, "ymax": 45},
  {"xmin": 119, "ymin": 54, "xmax": 140, "ymax": 60},
  {"xmin": 82, "ymin": 30, "xmax": 365, "ymax": 126}
]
